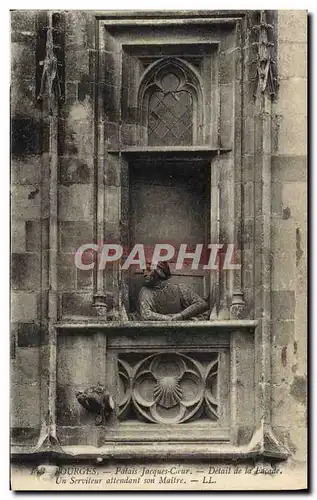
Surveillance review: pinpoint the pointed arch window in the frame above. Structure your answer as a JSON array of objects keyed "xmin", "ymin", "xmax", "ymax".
[{"xmin": 139, "ymin": 61, "xmax": 202, "ymax": 146}]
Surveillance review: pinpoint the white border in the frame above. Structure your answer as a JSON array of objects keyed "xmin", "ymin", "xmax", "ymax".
[{"xmin": 1, "ymin": 2, "xmax": 314, "ymax": 499}]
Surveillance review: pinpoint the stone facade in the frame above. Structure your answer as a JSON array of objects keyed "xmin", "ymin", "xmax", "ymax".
[
  {"xmin": 270, "ymin": 10, "xmax": 307, "ymax": 462},
  {"xmin": 10, "ymin": 10, "xmax": 307, "ymax": 487}
]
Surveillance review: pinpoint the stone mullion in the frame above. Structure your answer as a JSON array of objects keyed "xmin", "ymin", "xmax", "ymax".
[
  {"xmin": 241, "ymin": 13, "xmax": 256, "ymax": 318},
  {"xmin": 218, "ymin": 152, "xmax": 234, "ymax": 319},
  {"xmin": 217, "ymin": 20, "xmax": 244, "ymax": 319},
  {"xmin": 252, "ymin": 10, "xmax": 275, "ymax": 431},
  {"xmin": 93, "ymin": 125, "xmax": 106, "ymax": 309},
  {"xmin": 119, "ymin": 155, "xmax": 130, "ymax": 317},
  {"xmin": 249, "ymin": 87, "xmax": 288, "ymax": 456},
  {"xmin": 92, "ymin": 19, "xmax": 107, "ymax": 314},
  {"xmin": 242, "ymin": 14, "xmax": 290, "ymax": 458},
  {"xmin": 37, "ymin": 10, "xmax": 50, "ymax": 443},
  {"xmin": 93, "ymin": 24, "xmax": 123, "ymax": 319},
  {"xmin": 37, "ymin": 11, "xmax": 60, "ymax": 448},
  {"xmin": 233, "ymin": 19, "xmax": 244, "ymax": 296},
  {"xmin": 212, "ymin": 47, "xmax": 225, "ymax": 318},
  {"xmin": 209, "ymin": 155, "xmax": 220, "ymax": 318},
  {"xmin": 256, "ymin": 92, "xmax": 273, "ymax": 428},
  {"xmin": 252, "ymin": 87, "xmax": 273, "ymax": 431},
  {"xmin": 104, "ymin": 46, "xmax": 123, "ymax": 319},
  {"xmin": 47, "ymin": 103, "xmax": 59, "ymax": 443}
]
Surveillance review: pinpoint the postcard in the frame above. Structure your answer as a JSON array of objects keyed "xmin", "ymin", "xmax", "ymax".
[{"xmin": 10, "ymin": 9, "xmax": 307, "ymax": 491}]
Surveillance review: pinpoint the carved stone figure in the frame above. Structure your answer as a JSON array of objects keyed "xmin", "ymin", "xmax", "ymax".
[
  {"xmin": 76, "ymin": 383, "xmax": 114, "ymax": 425},
  {"xmin": 138, "ymin": 261, "xmax": 209, "ymax": 321}
]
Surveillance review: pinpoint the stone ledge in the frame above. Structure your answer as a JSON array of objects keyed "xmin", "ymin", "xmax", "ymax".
[
  {"xmin": 55, "ymin": 320, "xmax": 258, "ymax": 331},
  {"xmin": 107, "ymin": 146, "xmax": 232, "ymax": 160},
  {"xmin": 10, "ymin": 422, "xmax": 290, "ymax": 463},
  {"xmin": 11, "ymin": 438, "xmax": 288, "ymax": 463},
  {"xmin": 99, "ymin": 16, "xmax": 243, "ymax": 26},
  {"xmin": 95, "ymin": 10, "xmax": 247, "ymax": 20}
]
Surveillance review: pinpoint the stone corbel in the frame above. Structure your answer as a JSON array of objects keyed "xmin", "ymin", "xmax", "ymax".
[{"xmin": 76, "ymin": 383, "xmax": 115, "ymax": 425}]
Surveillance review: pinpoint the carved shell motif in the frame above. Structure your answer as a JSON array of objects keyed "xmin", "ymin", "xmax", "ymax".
[
  {"xmin": 118, "ymin": 353, "xmax": 219, "ymax": 424},
  {"xmin": 153, "ymin": 376, "xmax": 183, "ymax": 409}
]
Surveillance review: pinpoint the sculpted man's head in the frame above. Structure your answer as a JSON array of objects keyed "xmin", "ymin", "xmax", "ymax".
[
  {"xmin": 143, "ymin": 261, "xmax": 171, "ymax": 287},
  {"xmin": 138, "ymin": 259, "xmax": 209, "ymax": 321}
]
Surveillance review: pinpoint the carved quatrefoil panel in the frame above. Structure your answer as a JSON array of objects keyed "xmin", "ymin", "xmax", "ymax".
[{"xmin": 118, "ymin": 352, "xmax": 219, "ymax": 424}]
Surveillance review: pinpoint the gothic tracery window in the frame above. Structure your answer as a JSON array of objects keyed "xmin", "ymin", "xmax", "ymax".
[{"xmin": 140, "ymin": 61, "xmax": 201, "ymax": 146}]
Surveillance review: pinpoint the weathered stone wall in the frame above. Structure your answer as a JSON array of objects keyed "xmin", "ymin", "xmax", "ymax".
[
  {"xmin": 58, "ymin": 12, "xmax": 96, "ymax": 318},
  {"xmin": 11, "ymin": 11, "xmax": 47, "ymax": 444},
  {"xmin": 271, "ymin": 10, "xmax": 307, "ymax": 462}
]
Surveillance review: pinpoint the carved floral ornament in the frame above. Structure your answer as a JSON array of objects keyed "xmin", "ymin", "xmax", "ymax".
[
  {"xmin": 251, "ymin": 10, "xmax": 276, "ymax": 97},
  {"xmin": 118, "ymin": 353, "xmax": 219, "ymax": 424},
  {"xmin": 37, "ymin": 12, "xmax": 61, "ymax": 104}
]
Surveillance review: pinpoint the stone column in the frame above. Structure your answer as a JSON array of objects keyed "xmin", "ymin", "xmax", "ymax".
[{"xmin": 93, "ymin": 22, "xmax": 122, "ymax": 318}]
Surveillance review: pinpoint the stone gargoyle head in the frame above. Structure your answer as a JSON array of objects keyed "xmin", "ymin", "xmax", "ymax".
[{"xmin": 76, "ymin": 383, "xmax": 115, "ymax": 425}]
